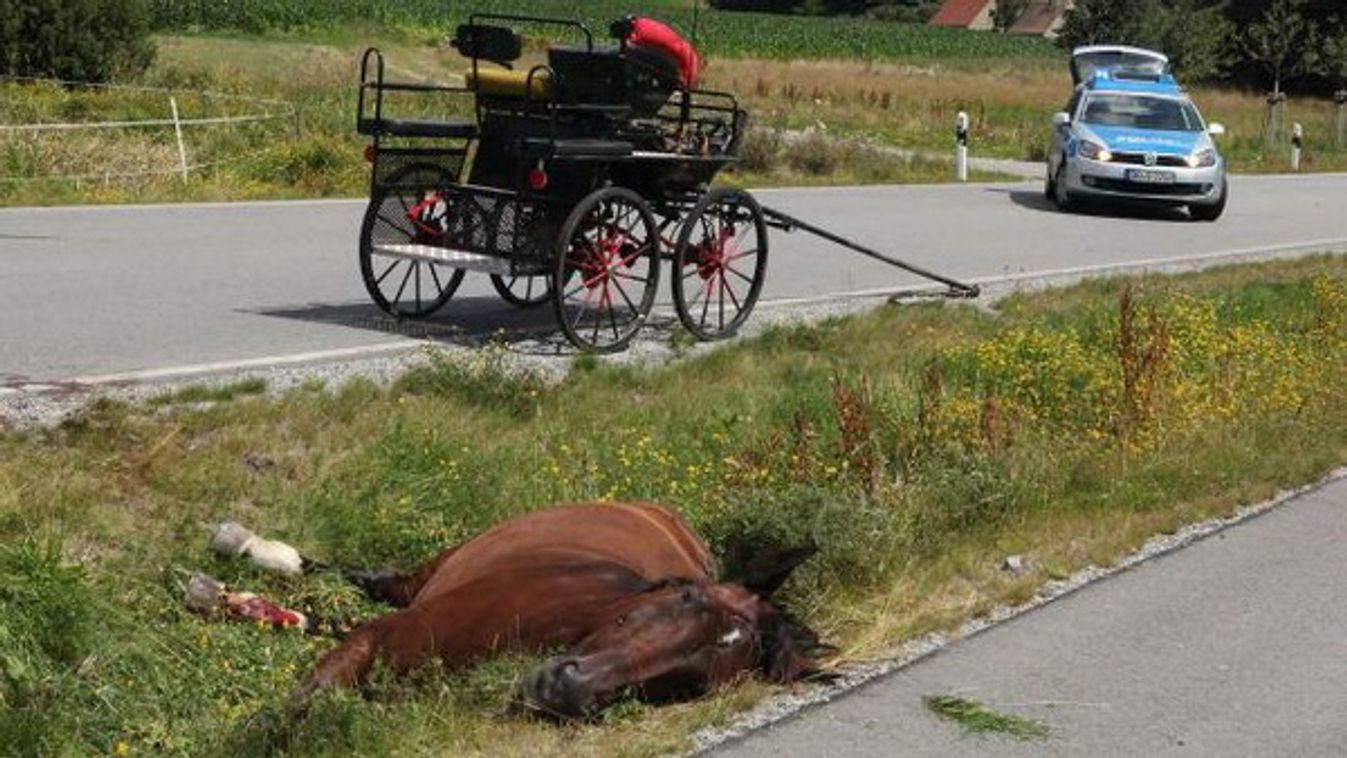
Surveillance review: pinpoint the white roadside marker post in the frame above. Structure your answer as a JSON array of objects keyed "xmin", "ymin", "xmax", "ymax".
[
  {"xmin": 1291, "ymin": 122, "xmax": 1303, "ymax": 172},
  {"xmin": 955, "ymin": 110, "xmax": 969, "ymax": 183},
  {"xmin": 170, "ymin": 96, "xmax": 189, "ymax": 182}
]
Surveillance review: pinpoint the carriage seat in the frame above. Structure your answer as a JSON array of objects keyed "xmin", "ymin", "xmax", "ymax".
[
  {"xmin": 356, "ymin": 116, "xmax": 477, "ymax": 139},
  {"xmin": 464, "ymin": 67, "xmax": 553, "ymax": 99}
]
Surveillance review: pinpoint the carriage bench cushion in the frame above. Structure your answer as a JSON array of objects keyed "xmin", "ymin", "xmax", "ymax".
[
  {"xmin": 356, "ymin": 117, "xmax": 478, "ymax": 139},
  {"xmin": 520, "ymin": 137, "xmax": 634, "ymax": 158},
  {"xmin": 465, "ymin": 67, "xmax": 554, "ymax": 99}
]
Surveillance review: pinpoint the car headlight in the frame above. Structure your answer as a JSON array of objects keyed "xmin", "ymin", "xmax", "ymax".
[
  {"xmin": 1187, "ymin": 149, "xmax": 1218, "ymax": 168},
  {"xmin": 1078, "ymin": 140, "xmax": 1112, "ymax": 162}
]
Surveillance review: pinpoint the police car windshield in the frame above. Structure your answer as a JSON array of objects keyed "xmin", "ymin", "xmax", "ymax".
[{"xmin": 1082, "ymin": 93, "xmax": 1204, "ymax": 132}]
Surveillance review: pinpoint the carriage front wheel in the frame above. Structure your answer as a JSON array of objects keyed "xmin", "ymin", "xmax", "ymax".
[
  {"xmin": 672, "ymin": 188, "xmax": 768, "ymax": 341},
  {"xmin": 358, "ymin": 163, "xmax": 467, "ymax": 319},
  {"xmin": 553, "ymin": 187, "xmax": 661, "ymax": 352}
]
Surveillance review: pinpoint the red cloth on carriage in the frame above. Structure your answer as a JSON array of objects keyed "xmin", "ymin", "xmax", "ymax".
[{"xmin": 624, "ymin": 17, "xmax": 701, "ymax": 89}]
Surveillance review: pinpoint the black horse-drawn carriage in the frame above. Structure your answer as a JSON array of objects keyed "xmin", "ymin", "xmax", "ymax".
[{"xmin": 356, "ymin": 13, "xmax": 766, "ymax": 351}]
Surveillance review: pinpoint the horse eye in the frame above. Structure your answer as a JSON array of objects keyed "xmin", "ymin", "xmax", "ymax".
[
  {"xmin": 717, "ymin": 627, "xmax": 744, "ymax": 648},
  {"xmin": 616, "ymin": 615, "xmax": 626, "ymax": 627}
]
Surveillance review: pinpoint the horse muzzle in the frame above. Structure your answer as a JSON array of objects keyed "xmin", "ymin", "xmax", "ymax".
[{"xmin": 515, "ymin": 656, "xmax": 604, "ymax": 721}]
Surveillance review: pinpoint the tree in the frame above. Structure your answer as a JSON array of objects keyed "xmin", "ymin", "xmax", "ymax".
[
  {"xmin": 0, "ymin": 0, "xmax": 154, "ymax": 82},
  {"xmin": 1243, "ymin": 0, "xmax": 1321, "ymax": 142},
  {"xmin": 1320, "ymin": 22, "xmax": 1347, "ymax": 88},
  {"xmin": 1146, "ymin": 0, "xmax": 1235, "ymax": 81},
  {"xmin": 1057, "ymin": 0, "xmax": 1160, "ymax": 50},
  {"xmin": 1243, "ymin": 0, "xmax": 1319, "ymax": 99},
  {"xmin": 1321, "ymin": 22, "xmax": 1347, "ymax": 145}
]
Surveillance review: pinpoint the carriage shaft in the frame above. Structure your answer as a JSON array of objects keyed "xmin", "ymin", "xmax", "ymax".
[{"xmin": 759, "ymin": 206, "xmax": 980, "ymax": 299}]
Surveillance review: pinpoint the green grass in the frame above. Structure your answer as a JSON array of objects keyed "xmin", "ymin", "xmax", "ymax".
[
  {"xmin": 1, "ymin": 255, "xmax": 1344, "ymax": 755},
  {"xmin": 924, "ymin": 695, "xmax": 1050, "ymax": 740},
  {"xmin": 148, "ymin": 378, "xmax": 269, "ymax": 407}
]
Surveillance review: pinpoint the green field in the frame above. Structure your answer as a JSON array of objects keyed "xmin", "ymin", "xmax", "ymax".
[{"xmin": 147, "ymin": 0, "xmax": 1054, "ymax": 60}]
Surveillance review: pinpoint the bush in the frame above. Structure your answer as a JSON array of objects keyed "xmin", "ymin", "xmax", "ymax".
[{"xmin": 0, "ymin": 0, "xmax": 155, "ymax": 82}]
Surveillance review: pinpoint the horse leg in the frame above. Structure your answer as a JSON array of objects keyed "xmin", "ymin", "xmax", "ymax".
[
  {"xmin": 343, "ymin": 545, "xmax": 462, "ymax": 608},
  {"xmin": 291, "ymin": 606, "xmax": 441, "ymax": 699}
]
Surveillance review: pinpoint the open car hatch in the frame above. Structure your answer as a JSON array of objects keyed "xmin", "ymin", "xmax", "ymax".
[{"xmin": 1071, "ymin": 45, "xmax": 1169, "ymax": 86}]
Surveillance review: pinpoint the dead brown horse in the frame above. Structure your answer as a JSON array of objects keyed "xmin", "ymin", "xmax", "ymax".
[{"xmin": 297, "ymin": 501, "xmax": 826, "ymax": 719}]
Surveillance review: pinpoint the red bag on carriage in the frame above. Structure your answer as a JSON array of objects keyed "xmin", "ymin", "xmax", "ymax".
[{"xmin": 625, "ymin": 17, "xmax": 701, "ymax": 89}]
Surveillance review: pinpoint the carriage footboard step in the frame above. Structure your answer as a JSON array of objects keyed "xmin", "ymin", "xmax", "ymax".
[
  {"xmin": 759, "ymin": 206, "xmax": 980, "ymax": 299},
  {"xmin": 371, "ymin": 243, "xmax": 514, "ymax": 276}
]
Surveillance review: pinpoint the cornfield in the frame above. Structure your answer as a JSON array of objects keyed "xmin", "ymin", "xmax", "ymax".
[{"xmin": 148, "ymin": 0, "xmax": 1054, "ymax": 60}]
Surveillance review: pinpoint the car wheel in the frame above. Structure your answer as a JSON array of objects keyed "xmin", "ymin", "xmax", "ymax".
[
  {"xmin": 1043, "ymin": 160, "xmax": 1057, "ymax": 200},
  {"xmin": 1052, "ymin": 161, "xmax": 1078, "ymax": 212},
  {"xmin": 1189, "ymin": 179, "xmax": 1228, "ymax": 222}
]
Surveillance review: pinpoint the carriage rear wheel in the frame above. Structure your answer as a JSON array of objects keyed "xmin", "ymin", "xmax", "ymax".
[
  {"xmin": 490, "ymin": 274, "xmax": 552, "ymax": 307},
  {"xmin": 553, "ymin": 187, "xmax": 661, "ymax": 353},
  {"xmin": 672, "ymin": 188, "xmax": 768, "ymax": 341},
  {"xmin": 358, "ymin": 163, "xmax": 467, "ymax": 319}
]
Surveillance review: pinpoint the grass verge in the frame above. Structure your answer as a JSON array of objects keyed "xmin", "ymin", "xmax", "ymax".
[
  {"xmin": 924, "ymin": 695, "xmax": 1050, "ymax": 740},
  {"xmin": 1, "ymin": 255, "xmax": 1344, "ymax": 756}
]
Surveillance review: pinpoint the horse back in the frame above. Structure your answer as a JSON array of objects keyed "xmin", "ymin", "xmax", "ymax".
[{"xmin": 411, "ymin": 501, "xmax": 714, "ymax": 605}]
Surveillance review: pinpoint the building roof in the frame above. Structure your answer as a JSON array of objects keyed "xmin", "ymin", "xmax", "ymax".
[
  {"xmin": 1008, "ymin": 0, "xmax": 1071, "ymax": 35},
  {"xmin": 929, "ymin": 0, "xmax": 995, "ymax": 28}
]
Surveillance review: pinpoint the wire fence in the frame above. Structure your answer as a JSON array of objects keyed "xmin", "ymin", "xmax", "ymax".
[{"xmin": 0, "ymin": 75, "xmax": 299, "ymax": 185}]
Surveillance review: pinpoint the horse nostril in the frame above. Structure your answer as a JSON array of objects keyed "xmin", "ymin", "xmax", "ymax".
[{"xmin": 516, "ymin": 657, "xmax": 593, "ymax": 721}]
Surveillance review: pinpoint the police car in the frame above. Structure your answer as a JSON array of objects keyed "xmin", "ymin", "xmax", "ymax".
[{"xmin": 1046, "ymin": 46, "xmax": 1228, "ymax": 221}]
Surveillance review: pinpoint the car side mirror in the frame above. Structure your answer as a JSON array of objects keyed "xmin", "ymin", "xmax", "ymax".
[
  {"xmin": 1052, "ymin": 112, "xmax": 1071, "ymax": 128},
  {"xmin": 1208, "ymin": 123, "xmax": 1225, "ymax": 137}
]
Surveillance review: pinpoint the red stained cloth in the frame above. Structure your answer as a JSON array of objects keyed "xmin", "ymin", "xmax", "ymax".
[
  {"xmin": 226, "ymin": 592, "xmax": 308, "ymax": 629},
  {"xmin": 626, "ymin": 17, "xmax": 701, "ymax": 89}
]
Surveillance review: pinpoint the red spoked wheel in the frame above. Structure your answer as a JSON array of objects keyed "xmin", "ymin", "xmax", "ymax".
[
  {"xmin": 553, "ymin": 187, "xmax": 661, "ymax": 353},
  {"xmin": 672, "ymin": 188, "xmax": 768, "ymax": 341}
]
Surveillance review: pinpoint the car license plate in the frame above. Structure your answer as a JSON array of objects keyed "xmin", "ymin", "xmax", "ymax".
[{"xmin": 1126, "ymin": 169, "xmax": 1176, "ymax": 184}]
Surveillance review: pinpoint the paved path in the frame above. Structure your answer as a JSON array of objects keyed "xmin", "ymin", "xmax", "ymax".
[
  {"xmin": 2, "ymin": 174, "xmax": 1346, "ymax": 382},
  {"xmin": 713, "ymin": 476, "xmax": 1347, "ymax": 757}
]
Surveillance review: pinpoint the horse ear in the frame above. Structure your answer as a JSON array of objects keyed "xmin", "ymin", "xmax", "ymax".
[
  {"xmin": 740, "ymin": 540, "xmax": 816, "ymax": 599},
  {"xmin": 757, "ymin": 610, "xmax": 825, "ymax": 683}
]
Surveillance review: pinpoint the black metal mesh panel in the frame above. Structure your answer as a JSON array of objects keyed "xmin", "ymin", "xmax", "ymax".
[{"xmin": 373, "ymin": 147, "xmax": 466, "ymax": 188}]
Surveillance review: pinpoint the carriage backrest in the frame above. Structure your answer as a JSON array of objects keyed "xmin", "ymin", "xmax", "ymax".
[
  {"xmin": 452, "ymin": 24, "xmax": 523, "ymax": 67},
  {"xmin": 546, "ymin": 43, "xmax": 680, "ymax": 118}
]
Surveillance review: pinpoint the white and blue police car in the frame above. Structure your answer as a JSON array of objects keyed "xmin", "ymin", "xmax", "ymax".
[{"xmin": 1046, "ymin": 46, "xmax": 1228, "ymax": 221}]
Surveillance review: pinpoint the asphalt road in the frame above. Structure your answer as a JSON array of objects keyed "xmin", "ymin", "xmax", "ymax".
[
  {"xmin": 713, "ymin": 475, "xmax": 1347, "ymax": 758},
  {"xmin": 2, "ymin": 173, "xmax": 1346, "ymax": 382}
]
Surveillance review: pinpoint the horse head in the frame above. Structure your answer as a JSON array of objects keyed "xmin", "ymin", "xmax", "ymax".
[{"xmin": 515, "ymin": 543, "xmax": 827, "ymax": 720}]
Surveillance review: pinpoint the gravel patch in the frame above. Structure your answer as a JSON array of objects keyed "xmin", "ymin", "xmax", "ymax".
[
  {"xmin": 0, "ymin": 295, "xmax": 891, "ymax": 430},
  {"xmin": 688, "ymin": 465, "xmax": 1347, "ymax": 755}
]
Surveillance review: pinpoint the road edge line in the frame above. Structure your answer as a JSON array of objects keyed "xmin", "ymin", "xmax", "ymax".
[{"xmin": 68, "ymin": 340, "xmax": 426, "ymax": 387}]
